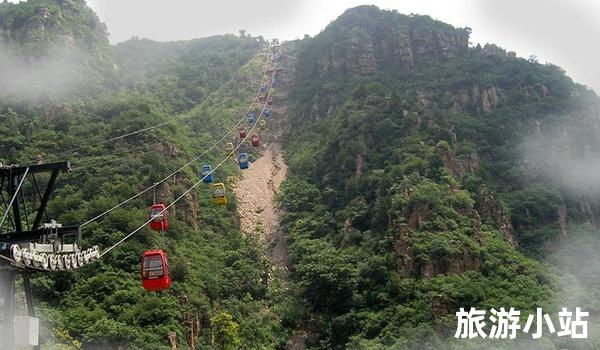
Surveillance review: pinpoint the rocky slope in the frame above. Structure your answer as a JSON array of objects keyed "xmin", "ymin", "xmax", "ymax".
[{"xmin": 279, "ymin": 5, "xmax": 600, "ymax": 349}]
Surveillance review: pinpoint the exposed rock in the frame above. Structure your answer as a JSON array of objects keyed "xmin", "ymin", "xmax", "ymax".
[
  {"xmin": 482, "ymin": 43, "xmax": 506, "ymax": 57},
  {"xmin": 393, "ymin": 224, "xmax": 413, "ymax": 278},
  {"xmin": 316, "ymin": 14, "xmax": 469, "ymax": 77},
  {"xmin": 438, "ymin": 143, "xmax": 480, "ymax": 179},
  {"xmin": 152, "ymin": 142, "xmax": 181, "ymax": 157},
  {"xmin": 419, "ymin": 247, "xmax": 482, "ymax": 278},
  {"xmin": 326, "ymin": 94, "xmax": 336, "ymax": 117},
  {"xmin": 487, "ymin": 86, "xmax": 500, "ymax": 107},
  {"xmin": 167, "ymin": 332, "xmax": 177, "ymax": 350},
  {"xmin": 439, "ymin": 146, "xmax": 462, "ymax": 178},
  {"xmin": 481, "ymin": 88, "xmax": 492, "ymax": 113},
  {"xmin": 536, "ymin": 83, "xmax": 549, "ymax": 97},
  {"xmin": 410, "ymin": 28, "xmax": 436, "ymax": 56},
  {"xmin": 416, "ymin": 90, "xmax": 432, "ymax": 108},
  {"xmin": 557, "ymin": 203, "xmax": 568, "ymax": 238},
  {"xmin": 453, "ymin": 88, "xmax": 471, "ymax": 111},
  {"xmin": 355, "ymin": 153, "xmax": 365, "ymax": 176},
  {"xmin": 449, "ymin": 85, "xmax": 504, "ymax": 113},
  {"xmin": 471, "ymin": 86, "xmax": 481, "ymax": 108},
  {"xmin": 310, "ymin": 93, "xmax": 319, "ymax": 121},
  {"xmin": 345, "ymin": 36, "xmax": 378, "ymax": 75},
  {"xmin": 182, "ymin": 192, "xmax": 199, "ymax": 230},
  {"xmin": 431, "ymin": 295, "xmax": 453, "ymax": 324},
  {"xmin": 392, "ymin": 33, "xmax": 414, "ymax": 67},
  {"xmin": 475, "ymin": 186, "xmax": 516, "ymax": 246}
]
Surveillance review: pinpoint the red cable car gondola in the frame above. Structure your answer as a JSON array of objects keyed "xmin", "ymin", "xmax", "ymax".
[
  {"xmin": 239, "ymin": 127, "xmax": 247, "ymax": 139},
  {"xmin": 149, "ymin": 203, "xmax": 168, "ymax": 232},
  {"xmin": 251, "ymin": 134, "xmax": 260, "ymax": 147},
  {"xmin": 141, "ymin": 249, "xmax": 171, "ymax": 291},
  {"xmin": 267, "ymin": 97, "xmax": 273, "ymax": 106}
]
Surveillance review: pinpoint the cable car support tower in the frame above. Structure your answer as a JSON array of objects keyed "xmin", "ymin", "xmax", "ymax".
[{"xmin": 0, "ymin": 161, "xmax": 97, "ymax": 349}]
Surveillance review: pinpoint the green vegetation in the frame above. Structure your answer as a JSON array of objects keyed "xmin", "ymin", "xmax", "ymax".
[
  {"xmin": 0, "ymin": 1, "xmax": 288, "ymax": 349},
  {"xmin": 279, "ymin": 5, "xmax": 600, "ymax": 349},
  {"xmin": 2, "ymin": 1, "xmax": 600, "ymax": 349}
]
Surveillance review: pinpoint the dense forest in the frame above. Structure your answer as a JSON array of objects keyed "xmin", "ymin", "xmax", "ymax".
[
  {"xmin": 1, "ymin": 0, "xmax": 286, "ymax": 349},
  {"xmin": 1, "ymin": 1, "xmax": 600, "ymax": 349},
  {"xmin": 277, "ymin": 5, "xmax": 600, "ymax": 349}
]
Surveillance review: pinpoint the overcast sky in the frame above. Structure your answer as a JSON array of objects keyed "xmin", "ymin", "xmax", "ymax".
[{"xmin": 8, "ymin": 0, "xmax": 600, "ymax": 91}]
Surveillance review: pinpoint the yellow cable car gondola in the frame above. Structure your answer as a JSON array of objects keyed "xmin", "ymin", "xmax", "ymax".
[
  {"xmin": 225, "ymin": 142, "xmax": 234, "ymax": 155},
  {"xmin": 212, "ymin": 183, "xmax": 228, "ymax": 205},
  {"xmin": 259, "ymin": 120, "xmax": 266, "ymax": 131}
]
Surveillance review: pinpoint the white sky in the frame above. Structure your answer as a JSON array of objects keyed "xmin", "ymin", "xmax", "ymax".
[{"xmin": 7, "ymin": 0, "xmax": 600, "ymax": 91}]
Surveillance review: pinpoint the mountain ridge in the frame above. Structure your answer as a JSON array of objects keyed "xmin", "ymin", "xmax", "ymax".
[{"xmin": 1, "ymin": 2, "xmax": 599, "ymax": 349}]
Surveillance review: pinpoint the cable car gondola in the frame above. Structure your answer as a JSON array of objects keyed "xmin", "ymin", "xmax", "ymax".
[
  {"xmin": 251, "ymin": 134, "xmax": 260, "ymax": 147},
  {"xmin": 247, "ymin": 112, "xmax": 256, "ymax": 124},
  {"xmin": 239, "ymin": 153, "xmax": 249, "ymax": 169},
  {"xmin": 267, "ymin": 97, "xmax": 273, "ymax": 106},
  {"xmin": 260, "ymin": 84, "xmax": 267, "ymax": 93},
  {"xmin": 225, "ymin": 142, "xmax": 234, "ymax": 155},
  {"xmin": 239, "ymin": 127, "xmax": 247, "ymax": 139},
  {"xmin": 263, "ymin": 107, "xmax": 271, "ymax": 118},
  {"xmin": 259, "ymin": 120, "xmax": 266, "ymax": 131},
  {"xmin": 141, "ymin": 249, "xmax": 171, "ymax": 291},
  {"xmin": 201, "ymin": 164, "xmax": 213, "ymax": 183},
  {"xmin": 149, "ymin": 203, "xmax": 168, "ymax": 232},
  {"xmin": 212, "ymin": 183, "xmax": 228, "ymax": 205}
]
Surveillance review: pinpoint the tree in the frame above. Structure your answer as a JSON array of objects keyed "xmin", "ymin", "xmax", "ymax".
[{"xmin": 211, "ymin": 311, "xmax": 241, "ymax": 350}]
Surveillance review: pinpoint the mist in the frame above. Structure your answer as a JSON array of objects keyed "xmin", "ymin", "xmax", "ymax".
[
  {"xmin": 0, "ymin": 44, "xmax": 90, "ymax": 102},
  {"xmin": 521, "ymin": 107, "xmax": 600, "ymax": 195},
  {"xmin": 0, "ymin": 33, "xmax": 119, "ymax": 105},
  {"xmin": 515, "ymin": 105, "xmax": 600, "ymax": 347}
]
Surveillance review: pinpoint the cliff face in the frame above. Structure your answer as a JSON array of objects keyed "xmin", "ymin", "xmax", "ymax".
[
  {"xmin": 314, "ymin": 7, "xmax": 470, "ymax": 77},
  {"xmin": 0, "ymin": 0, "xmax": 110, "ymax": 52},
  {"xmin": 285, "ymin": 13, "xmax": 600, "ymax": 343}
]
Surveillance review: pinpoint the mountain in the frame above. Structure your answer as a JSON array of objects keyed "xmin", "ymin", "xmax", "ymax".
[
  {"xmin": 115, "ymin": 36, "xmax": 262, "ymax": 113},
  {"xmin": 1, "ymin": 1, "xmax": 284, "ymax": 349},
  {"xmin": 0, "ymin": 0, "xmax": 117, "ymax": 100},
  {"xmin": 278, "ymin": 5, "xmax": 600, "ymax": 349},
  {"xmin": 2, "ymin": 2, "xmax": 600, "ymax": 349}
]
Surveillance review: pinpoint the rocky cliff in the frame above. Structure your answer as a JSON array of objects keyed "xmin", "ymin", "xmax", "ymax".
[{"xmin": 313, "ymin": 6, "xmax": 470, "ymax": 77}]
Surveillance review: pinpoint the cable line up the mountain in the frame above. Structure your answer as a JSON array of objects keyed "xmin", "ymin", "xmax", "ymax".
[
  {"xmin": 21, "ymin": 46, "xmax": 272, "ymax": 166},
  {"xmin": 2, "ymin": 41, "xmax": 281, "ymax": 283},
  {"xmin": 78, "ymin": 45, "xmax": 274, "ymax": 228},
  {"xmin": 100, "ymin": 58, "xmax": 277, "ymax": 258}
]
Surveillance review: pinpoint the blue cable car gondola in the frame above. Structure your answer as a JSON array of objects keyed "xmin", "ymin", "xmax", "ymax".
[
  {"xmin": 260, "ymin": 84, "xmax": 267, "ymax": 93},
  {"xmin": 201, "ymin": 164, "xmax": 213, "ymax": 183},
  {"xmin": 263, "ymin": 107, "xmax": 271, "ymax": 118},
  {"xmin": 247, "ymin": 112, "xmax": 256, "ymax": 124},
  {"xmin": 239, "ymin": 153, "xmax": 249, "ymax": 169}
]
